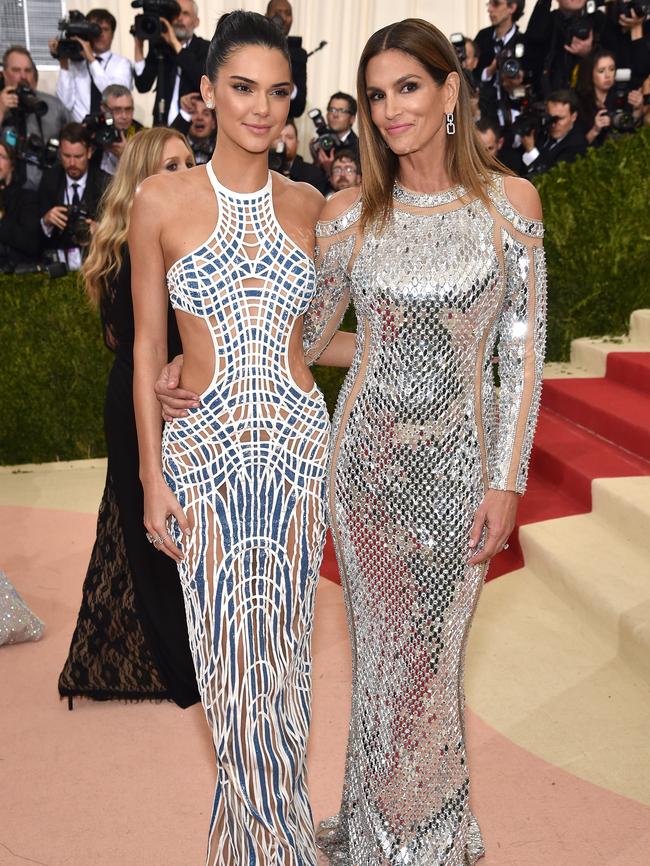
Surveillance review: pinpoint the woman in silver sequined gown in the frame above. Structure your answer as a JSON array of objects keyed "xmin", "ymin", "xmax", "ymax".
[{"xmin": 303, "ymin": 19, "xmax": 547, "ymax": 866}]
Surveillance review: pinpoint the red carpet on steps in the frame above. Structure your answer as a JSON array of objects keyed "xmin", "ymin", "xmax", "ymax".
[{"xmin": 320, "ymin": 352, "xmax": 650, "ymax": 586}]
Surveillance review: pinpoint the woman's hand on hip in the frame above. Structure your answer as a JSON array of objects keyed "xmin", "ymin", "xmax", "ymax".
[
  {"xmin": 154, "ymin": 354, "xmax": 198, "ymax": 420},
  {"xmin": 468, "ymin": 489, "xmax": 519, "ymax": 566}
]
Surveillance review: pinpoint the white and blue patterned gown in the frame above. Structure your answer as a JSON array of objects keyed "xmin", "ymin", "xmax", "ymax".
[{"xmin": 163, "ymin": 163, "xmax": 330, "ymax": 866}]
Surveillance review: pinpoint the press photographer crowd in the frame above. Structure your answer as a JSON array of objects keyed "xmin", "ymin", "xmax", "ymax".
[{"xmin": 0, "ymin": 0, "xmax": 648, "ymax": 276}]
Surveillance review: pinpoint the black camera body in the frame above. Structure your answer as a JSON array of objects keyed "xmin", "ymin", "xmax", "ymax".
[
  {"xmin": 510, "ymin": 87, "xmax": 551, "ymax": 137},
  {"xmin": 82, "ymin": 112, "xmax": 121, "ymax": 147},
  {"xmin": 55, "ymin": 11, "xmax": 102, "ymax": 62},
  {"xmin": 1, "ymin": 125, "xmax": 59, "ymax": 170},
  {"xmin": 64, "ymin": 203, "xmax": 92, "ymax": 246},
  {"xmin": 268, "ymin": 140, "xmax": 290, "ymax": 174},
  {"xmin": 610, "ymin": 68, "xmax": 638, "ymax": 132},
  {"xmin": 563, "ymin": 1, "xmax": 599, "ymax": 44},
  {"xmin": 14, "ymin": 84, "xmax": 48, "ymax": 117},
  {"xmin": 131, "ymin": 0, "xmax": 181, "ymax": 41},
  {"xmin": 496, "ymin": 41, "xmax": 527, "ymax": 80},
  {"xmin": 308, "ymin": 108, "xmax": 342, "ymax": 154}
]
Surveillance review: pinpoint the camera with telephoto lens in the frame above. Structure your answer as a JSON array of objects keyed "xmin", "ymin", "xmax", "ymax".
[
  {"xmin": 605, "ymin": 0, "xmax": 650, "ymax": 17},
  {"xmin": 64, "ymin": 203, "xmax": 93, "ymax": 247},
  {"xmin": 510, "ymin": 87, "xmax": 553, "ymax": 137},
  {"xmin": 308, "ymin": 108, "xmax": 342, "ymax": 155},
  {"xmin": 496, "ymin": 41, "xmax": 526, "ymax": 80},
  {"xmin": 563, "ymin": 1, "xmax": 598, "ymax": 44},
  {"xmin": 13, "ymin": 83, "xmax": 48, "ymax": 117},
  {"xmin": 268, "ymin": 140, "xmax": 290, "ymax": 174},
  {"xmin": 82, "ymin": 111, "xmax": 121, "ymax": 147},
  {"xmin": 54, "ymin": 11, "xmax": 102, "ymax": 62},
  {"xmin": 609, "ymin": 68, "xmax": 638, "ymax": 132},
  {"xmin": 131, "ymin": 0, "xmax": 181, "ymax": 41},
  {"xmin": 450, "ymin": 32, "xmax": 467, "ymax": 64}
]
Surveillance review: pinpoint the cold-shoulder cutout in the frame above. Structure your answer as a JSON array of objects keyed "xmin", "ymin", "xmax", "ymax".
[
  {"xmin": 318, "ymin": 187, "xmax": 362, "ymax": 223},
  {"xmin": 503, "ymin": 175, "xmax": 543, "ymax": 223}
]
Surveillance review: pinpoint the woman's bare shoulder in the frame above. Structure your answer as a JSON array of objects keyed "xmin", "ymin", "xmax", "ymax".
[
  {"xmin": 318, "ymin": 187, "xmax": 362, "ymax": 224},
  {"xmin": 134, "ymin": 165, "xmax": 207, "ymax": 208},
  {"xmin": 273, "ymin": 172, "xmax": 324, "ymax": 225},
  {"xmin": 503, "ymin": 175, "xmax": 543, "ymax": 222}
]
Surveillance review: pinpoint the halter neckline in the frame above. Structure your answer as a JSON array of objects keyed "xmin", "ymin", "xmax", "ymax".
[{"xmin": 206, "ymin": 161, "xmax": 272, "ymax": 200}]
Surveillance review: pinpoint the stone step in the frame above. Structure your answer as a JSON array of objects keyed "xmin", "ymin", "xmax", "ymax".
[
  {"xmin": 519, "ymin": 506, "xmax": 650, "ymax": 685},
  {"xmin": 630, "ymin": 309, "xmax": 650, "ymax": 343}
]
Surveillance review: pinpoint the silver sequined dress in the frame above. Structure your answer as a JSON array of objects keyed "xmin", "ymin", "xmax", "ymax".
[{"xmin": 303, "ymin": 175, "xmax": 547, "ymax": 866}]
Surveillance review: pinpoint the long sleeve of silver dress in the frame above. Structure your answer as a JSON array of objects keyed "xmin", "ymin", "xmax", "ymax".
[{"xmin": 305, "ymin": 176, "xmax": 547, "ymax": 866}]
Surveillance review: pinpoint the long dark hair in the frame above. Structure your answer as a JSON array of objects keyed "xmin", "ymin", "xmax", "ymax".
[
  {"xmin": 206, "ymin": 10, "xmax": 291, "ymax": 81},
  {"xmin": 356, "ymin": 18, "xmax": 506, "ymax": 232},
  {"xmin": 576, "ymin": 48, "xmax": 616, "ymax": 118}
]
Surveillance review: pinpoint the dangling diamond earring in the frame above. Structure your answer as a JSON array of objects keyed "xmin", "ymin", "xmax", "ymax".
[
  {"xmin": 206, "ymin": 100, "xmax": 214, "ymax": 109},
  {"xmin": 446, "ymin": 112, "xmax": 456, "ymax": 135}
]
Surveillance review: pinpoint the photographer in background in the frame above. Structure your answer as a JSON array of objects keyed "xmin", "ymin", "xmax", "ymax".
[
  {"xmin": 50, "ymin": 9, "xmax": 133, "ymax": 123},
  {"xmin": 0, "ymin": 140, "xmax": 42, "ymax": 270},
  {"xmin": 576, "ymin": 49, "xmax": 644, "ymax": 145},
  {"xmin": 475, "ymin": 0, "xmax": 527, "ymax": 84},
  {"xmin": 186, "ymin": 96, "xmax": 216, "ymax": 165},
  {"xmin": 476, "ymin": 116, "xmax": 524, "ymax": 173},
  {"xmin": 266, "ymin": 0, "xmax": 307, "ymax": 117},
  {"xmin": 327, "ymin": 148, "xmax": 361, "ymax": 195},
  {"xmin": 271, "ymin": 119, "xmax": 327, "ymax": 192},
  {"xmin": 134, "ymin": 0, "xmax": 209, "ymax": 126},
  {"xmin": 526, "ymin": 0, "xmax": 618, "ymax": 96},
  {"xmin": 0, "ymin": 46, "xmax": 70, "ymax": 189},
  {"xmin": 521, "ymin": 88, "xmax": 588, "ymax": 174},
  {"xmin": 98, "ymin": 85, "xmax": 144, "ymax": 175},
  {"xmin": 311, "ymin": 92, "xmax": 358, "ymax": 178},
  {"xmin": 38, "ymin": 123, "xmax": 108, "ymax": 271}
]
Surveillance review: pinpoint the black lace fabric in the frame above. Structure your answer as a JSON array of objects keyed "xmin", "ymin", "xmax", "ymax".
[{"xmin": 58, "ymin": 471, "xmax": 168, "ymax": 700}]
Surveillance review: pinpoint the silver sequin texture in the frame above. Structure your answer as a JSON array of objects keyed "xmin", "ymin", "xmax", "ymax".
[
  {"xmin": 305, "ymin": 176, "xmax": 546, "ymax": 865},
  {"xmin": 0, "ymin": 571, "xmax": 45, "ymax": 646}
]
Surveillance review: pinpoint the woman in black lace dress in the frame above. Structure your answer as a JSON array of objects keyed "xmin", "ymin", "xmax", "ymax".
[{"xmin": 58, "ymin": 128, "xmax": 199, "ymax": 707}]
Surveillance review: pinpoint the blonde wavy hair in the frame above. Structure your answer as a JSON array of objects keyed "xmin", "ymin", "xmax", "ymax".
[
  {"xmin": 357, "ymin": 18, "xmax": 510, "ymax": 231},
  {"xmin": 83, "ymin": 127, "xmax": 193, "ymax": 305}
]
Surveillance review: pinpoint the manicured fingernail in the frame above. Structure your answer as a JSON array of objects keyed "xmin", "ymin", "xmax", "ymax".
[
  {"xmin": 192, "ymin": 402, "xmax": 200, "ymax": 408},
  {"xmin": 185, "ymin": 528, "xmax": 191, "ymax": 536},
  {"xmin": 468, "ymin": 540, "xmax": 476, "ymax": 548}
]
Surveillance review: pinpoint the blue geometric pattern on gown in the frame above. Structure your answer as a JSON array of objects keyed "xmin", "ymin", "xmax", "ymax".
[{"xmin": 163, "ymin": 162, "xmax": 330, "ymax": 866}]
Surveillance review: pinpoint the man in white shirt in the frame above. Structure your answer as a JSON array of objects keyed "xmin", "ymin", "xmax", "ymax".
[
  {"xmin": 49, "ymin": 8, "xmax": 133, "ymax": 123},
  {"xmin": 133, "ymin": 0, "xmax": 209, "ymax": 126}
]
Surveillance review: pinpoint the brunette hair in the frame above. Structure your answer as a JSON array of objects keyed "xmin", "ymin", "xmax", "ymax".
[
  {"xmin": 206, "ymin": 10, "xmax": 290, "ymax": 82},
  {"xmin": 87, "ymin": 8, "xmax": 117, "ymax": 34},
  {"xmin": 357, "ymin": 18, "xmax": 506, "ymax": 231},
  {"xmin": 576, "ymin": 48, "xmax": 616, "ymax": 118},
  {"xmin": 83, "ymin": 127, "xmax": 192, "ymax": 306}
]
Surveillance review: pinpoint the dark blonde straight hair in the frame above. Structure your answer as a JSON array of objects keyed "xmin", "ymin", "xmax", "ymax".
[{"xmin": 356, "ymin": 18, "xmax": 509, "ymax": 230}]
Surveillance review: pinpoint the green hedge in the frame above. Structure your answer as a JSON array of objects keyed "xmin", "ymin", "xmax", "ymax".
[
  {"xmin": 2, "ymin": 129, "xmax": 649, "ymax": 464},
  {"xmin": 0, "ymin": 275, "xmax": 111, "ymax": 464},
  {"xmin": 535, "ymin": 127, "xmax": 650, "ymax": 360}
]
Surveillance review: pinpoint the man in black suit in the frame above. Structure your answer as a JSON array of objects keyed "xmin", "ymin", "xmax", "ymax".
[
  {"xmin": 521, "ymin": 89, "xmax": 587, "ymax": 176},
  {"xmin": 475, "ymin": 0, "xmax": 527, "ymax": 82},
  {"xmin": 266, "ymin": 0, "xmax": 307, "ymax": 118},
  {"xmin": 273, "ymin": 119, "xmax": 327, "ymax": 193},
  {"xmin": 38, "ymin": 123, "xmax": 109, "ymax": 270},
  {"xmin": 134, "ymin": 0, "xmax": 209, "ymax": 127},
  {"xmin": 0, "ymin": 141, "xmax": 42, "ymax": 270}
]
